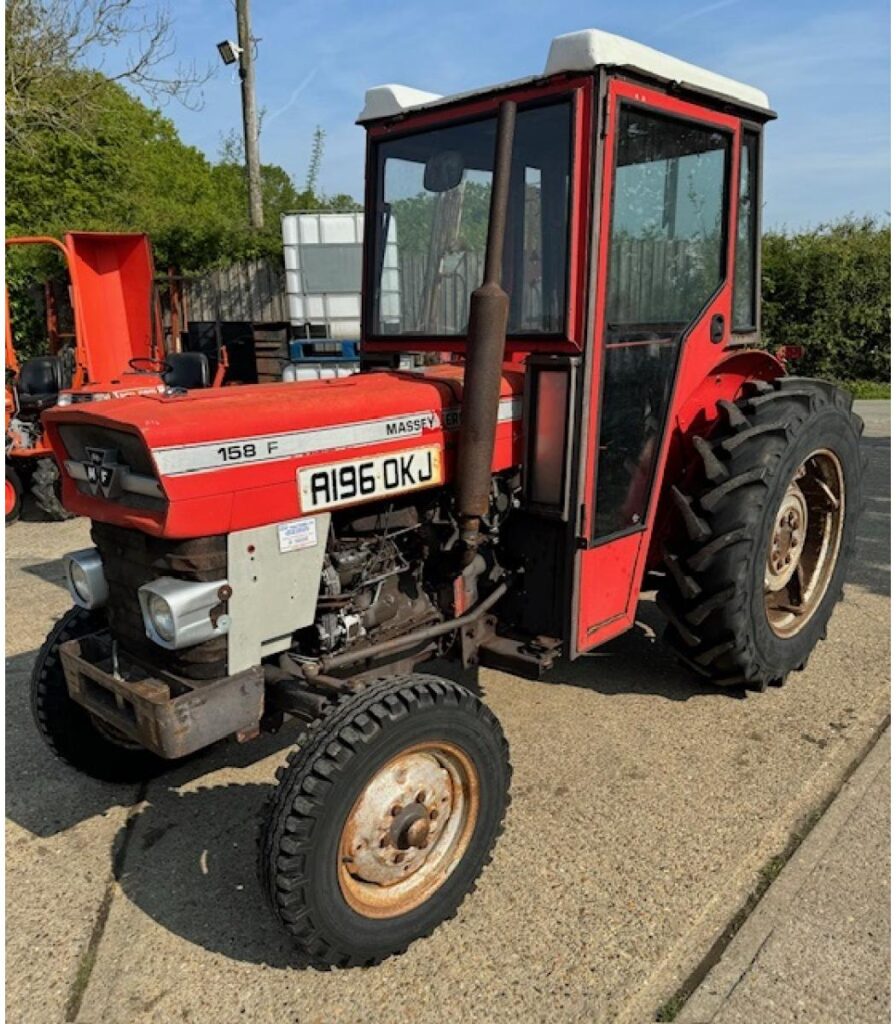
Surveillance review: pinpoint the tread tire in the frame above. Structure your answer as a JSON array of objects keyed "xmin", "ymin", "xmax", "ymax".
[
  {"xmin": 31, "ymin": 457, "xmax": 73, "ymax": 521},
  {"xmin": 658, "ymin": 377, "xmax": 864, "ymax": 689},
  {"xmin": 31, "ymin": 606, "xmax": 168, "ymax": 782},
  {"xmin": 258, "ymin": 673, "xmax": 511, "ymax": 968}
]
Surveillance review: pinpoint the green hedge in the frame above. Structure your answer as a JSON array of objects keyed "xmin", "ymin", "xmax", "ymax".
[{"xmin": 762, "ymin": 217, "xmax": 890, "ymax": 384}]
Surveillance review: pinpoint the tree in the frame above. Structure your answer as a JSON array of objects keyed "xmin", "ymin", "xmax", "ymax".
[{"xmin": 6, "ymin": 0, "xmax": 210, "ymax": 154}]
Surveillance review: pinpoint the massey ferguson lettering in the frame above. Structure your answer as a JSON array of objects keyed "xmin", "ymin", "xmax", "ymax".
[
  {"xmin": 298, "ymin": 447, "xmax": 442, "ymax": 511},
  {"xmin": 385, "ymin": 414, "xmax": 439, "ymax": 437}
]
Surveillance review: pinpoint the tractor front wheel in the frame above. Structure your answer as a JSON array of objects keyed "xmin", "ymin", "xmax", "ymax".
[
  {"xmin": 659, "ymin": 377, "xmax": 864, "ymax": 690},
  {"xmin": 31, "ymin": 606, "xmax": 168, "ymax": 782},
  {"xmin": 258, "ymin": 674, "xmax": 511, "ymax": 967}
]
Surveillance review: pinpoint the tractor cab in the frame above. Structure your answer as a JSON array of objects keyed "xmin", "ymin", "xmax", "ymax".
[{"xmin": 357, "ymin": 28, "xmax": 776, "ymax": 651}]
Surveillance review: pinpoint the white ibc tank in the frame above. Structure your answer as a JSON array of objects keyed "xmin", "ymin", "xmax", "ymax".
[{"xmin": 281, "ymin": 212, "xmax": 399, "ymax": 339}]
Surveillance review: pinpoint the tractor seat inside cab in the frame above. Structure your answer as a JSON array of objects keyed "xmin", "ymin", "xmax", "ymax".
[{"xmin": 15, "ymin": 356, "xmax": 61, "ymax": 416}]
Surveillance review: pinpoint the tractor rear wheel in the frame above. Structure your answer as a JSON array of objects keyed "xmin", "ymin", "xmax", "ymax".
[
  {"xmin": 31, "ymin": 606, "xmax": 168, "ymax": 782},
  {"xmin": 6, "ymin": 464, "xmax": 22, "ymax": 524},
  {"xmin": 258, "ymin": 674, "xmax": 511, "ymax": 967},
  {"xmin": 658, "ymin": 377, "xmax": 864, "ymax": 690},
  {"xmin": 31, "ymin": 457, "xmax": 73, "ymax": 521}
]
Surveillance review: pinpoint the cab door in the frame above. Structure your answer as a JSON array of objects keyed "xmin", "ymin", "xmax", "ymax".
[{"xmin": 573, "ymin": 78, "xmax": 740, "ymax": 653}]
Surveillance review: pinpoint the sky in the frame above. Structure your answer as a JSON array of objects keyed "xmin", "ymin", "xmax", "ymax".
[{"xmin": 111, "ymin": 0, "xmax": 889, "ymax": 230}]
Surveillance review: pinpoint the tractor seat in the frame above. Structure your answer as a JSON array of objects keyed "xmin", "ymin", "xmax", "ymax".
[
  {"xmin": 16, "ymin": 356, "xmax": 61, "ymax": 415},
  {"xmin": 163, "ymin": 351, "xmax": 210, "ymax": 390}
]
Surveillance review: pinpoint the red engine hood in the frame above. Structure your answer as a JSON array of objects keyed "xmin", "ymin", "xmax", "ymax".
[{"xmin": 45, "ymin": 364, "xmax": 524, "ymax": 538}]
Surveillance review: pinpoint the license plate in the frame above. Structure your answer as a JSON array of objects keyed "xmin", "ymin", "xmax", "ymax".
[{"xmin": 298, "ymin": 446, "xmax": 442, "ymax": 512}]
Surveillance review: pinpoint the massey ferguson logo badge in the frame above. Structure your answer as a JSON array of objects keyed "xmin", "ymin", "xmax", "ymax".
[{"xmin": 83, "ymin": 447, "xmax": 124, "ymax": 498}]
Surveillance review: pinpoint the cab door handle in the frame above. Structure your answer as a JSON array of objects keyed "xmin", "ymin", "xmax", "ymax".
[{"xmin": 710, "ymin": 313, "xmax": 725, "ymax": 343}]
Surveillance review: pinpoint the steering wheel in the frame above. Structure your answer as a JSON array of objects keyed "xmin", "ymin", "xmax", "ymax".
[{"xmin": 128, "ymin": 356, "xmax": 172, "ymax": 376}]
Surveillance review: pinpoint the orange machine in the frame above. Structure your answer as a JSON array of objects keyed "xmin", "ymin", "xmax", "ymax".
[{"xmin": 6, "ymin": 232, "xmax": 211, "ymax": 522}]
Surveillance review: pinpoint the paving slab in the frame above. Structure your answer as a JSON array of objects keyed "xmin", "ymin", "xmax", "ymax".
[
  {"xmin": 678, "ymin": 728, "xmax": 890, "ymax": 1024},
  {"xmin": 5, "ymin": 401, "xmax": 890, "ymax": 1024}
]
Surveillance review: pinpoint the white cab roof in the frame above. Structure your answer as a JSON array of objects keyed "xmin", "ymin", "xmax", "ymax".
[{"xmin": 358, "ymin": 28, "xmax": 770, "ymax": 123}]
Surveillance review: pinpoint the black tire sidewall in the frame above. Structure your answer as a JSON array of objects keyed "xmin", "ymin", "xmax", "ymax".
[
  {"xmin": 746, "ymin": 405, "xmax": 861, "ymax": 674},
  {"xmin": 32, "ymin": 607, "xmax": 167, "ymax": 782}
]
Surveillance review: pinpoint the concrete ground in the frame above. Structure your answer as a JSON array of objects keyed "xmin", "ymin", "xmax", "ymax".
[
  {"xmin": 5, "ymin": 400, "xmax": 890, "ymax": 1024},
  {"xmin": 679, "ymin": 727, "xmax": 889, "ymax": 1024}
]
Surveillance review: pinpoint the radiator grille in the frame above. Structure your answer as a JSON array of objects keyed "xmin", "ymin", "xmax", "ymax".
[
  {"xmin": 59, "ymin": 425, "xmax": 165, "ymax": 512},
  {"xmin": 92, "ymin": 522, "xmax": 228, "ymax": 680}
]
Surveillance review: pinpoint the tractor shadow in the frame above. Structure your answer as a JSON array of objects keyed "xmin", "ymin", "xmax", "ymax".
[
  {"xmin": 111, "ymin": 781, "xmax": 300, "ymax": 968},
  {"xmin": 20, "ymin": 558, "xmax": 71, "ymax": 591},
  {"xmin": 543, "ymin": 602, "xmax": 730, "ymax": 701}
]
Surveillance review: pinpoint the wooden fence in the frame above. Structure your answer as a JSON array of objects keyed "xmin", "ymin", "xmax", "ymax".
[{"xmin": 171, "ymin": 258, "xmax": 288, "ymax": 325}]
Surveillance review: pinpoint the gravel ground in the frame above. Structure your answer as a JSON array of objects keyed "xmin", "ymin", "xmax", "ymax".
[{"xmin": 4, "ymin": 400, "xmax": 889, "ymax": 1024}]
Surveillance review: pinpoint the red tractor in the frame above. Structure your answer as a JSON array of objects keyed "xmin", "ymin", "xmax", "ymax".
[
  {"xmin": 33, "ymin": 30, "xmax": 863, "ymax": 966},
  {"xmin": 5, "ymin": 232, "xmax": 212, "ymax": 522}
]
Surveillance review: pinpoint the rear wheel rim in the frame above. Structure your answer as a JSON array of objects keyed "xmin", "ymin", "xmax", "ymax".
[
  {"xmin": 6, "ymin": 476, "xmax": 16, "ymax": 517},
  {"xmin": 338, "ymin": 741, "xmax": 480, "ymax": 919},
  {"xmin": 764, "ymin": 449, "xmax": 845, "ymax": 638}
]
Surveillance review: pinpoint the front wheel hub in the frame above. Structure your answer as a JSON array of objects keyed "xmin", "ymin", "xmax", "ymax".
[{"xmin": 339, "ymin": 742, "xmax": 479, "ymax": 918}]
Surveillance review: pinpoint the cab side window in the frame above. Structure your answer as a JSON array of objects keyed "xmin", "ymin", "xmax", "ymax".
[{"xmin": 733, "ymin": 129, "xmax": 760, "ymax": 332}]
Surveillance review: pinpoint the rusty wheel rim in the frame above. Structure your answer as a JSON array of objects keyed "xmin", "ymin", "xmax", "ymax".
[
  {"xmin": 338, "ymin": 741, "xmax": 480, "ymax": 919},
  {"xmin": 764, "ymin": 449, "xmax": 845, "ymax": 639}
]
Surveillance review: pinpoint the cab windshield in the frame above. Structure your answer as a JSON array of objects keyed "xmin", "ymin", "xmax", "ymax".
[{"xmin": 369, "ymin": 99, "xmax": 572, "ymax": 337}]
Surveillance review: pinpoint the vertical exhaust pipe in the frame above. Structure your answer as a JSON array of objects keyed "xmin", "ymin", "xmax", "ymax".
[{"xmin": 455, "ymin": 100, "xmax": 517, "ymax": 562}]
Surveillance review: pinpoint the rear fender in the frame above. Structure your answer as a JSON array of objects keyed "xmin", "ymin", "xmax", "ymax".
[{"xmin": 647, "ymin": 349, "xmax": 785, "ymax": 570}]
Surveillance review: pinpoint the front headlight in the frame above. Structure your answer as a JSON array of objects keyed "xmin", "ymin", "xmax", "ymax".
[
  {"xmin": 70, "ymin": 561, "xmax": 90, "ymax": 602},
  {"xmin": 137, "ymin": 577, "xmax": 230, "ymax": 650},
  {"xmin": 63, "ymin": 549, "xmax": 108, "ymax": 609},
  {"xmin": 147, "ymin": 593, "xmax": 176, "ymax": 641}
]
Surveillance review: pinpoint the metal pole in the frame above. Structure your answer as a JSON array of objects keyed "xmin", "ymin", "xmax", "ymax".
[{"xmin": 236, "ymin": 0, "xmax": 264, "ymax": 229}]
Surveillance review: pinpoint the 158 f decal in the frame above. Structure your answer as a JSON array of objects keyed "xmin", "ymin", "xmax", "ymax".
[{"xmin": 298, "ymin": 446, "xmax": 442, "ymax": 511}]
